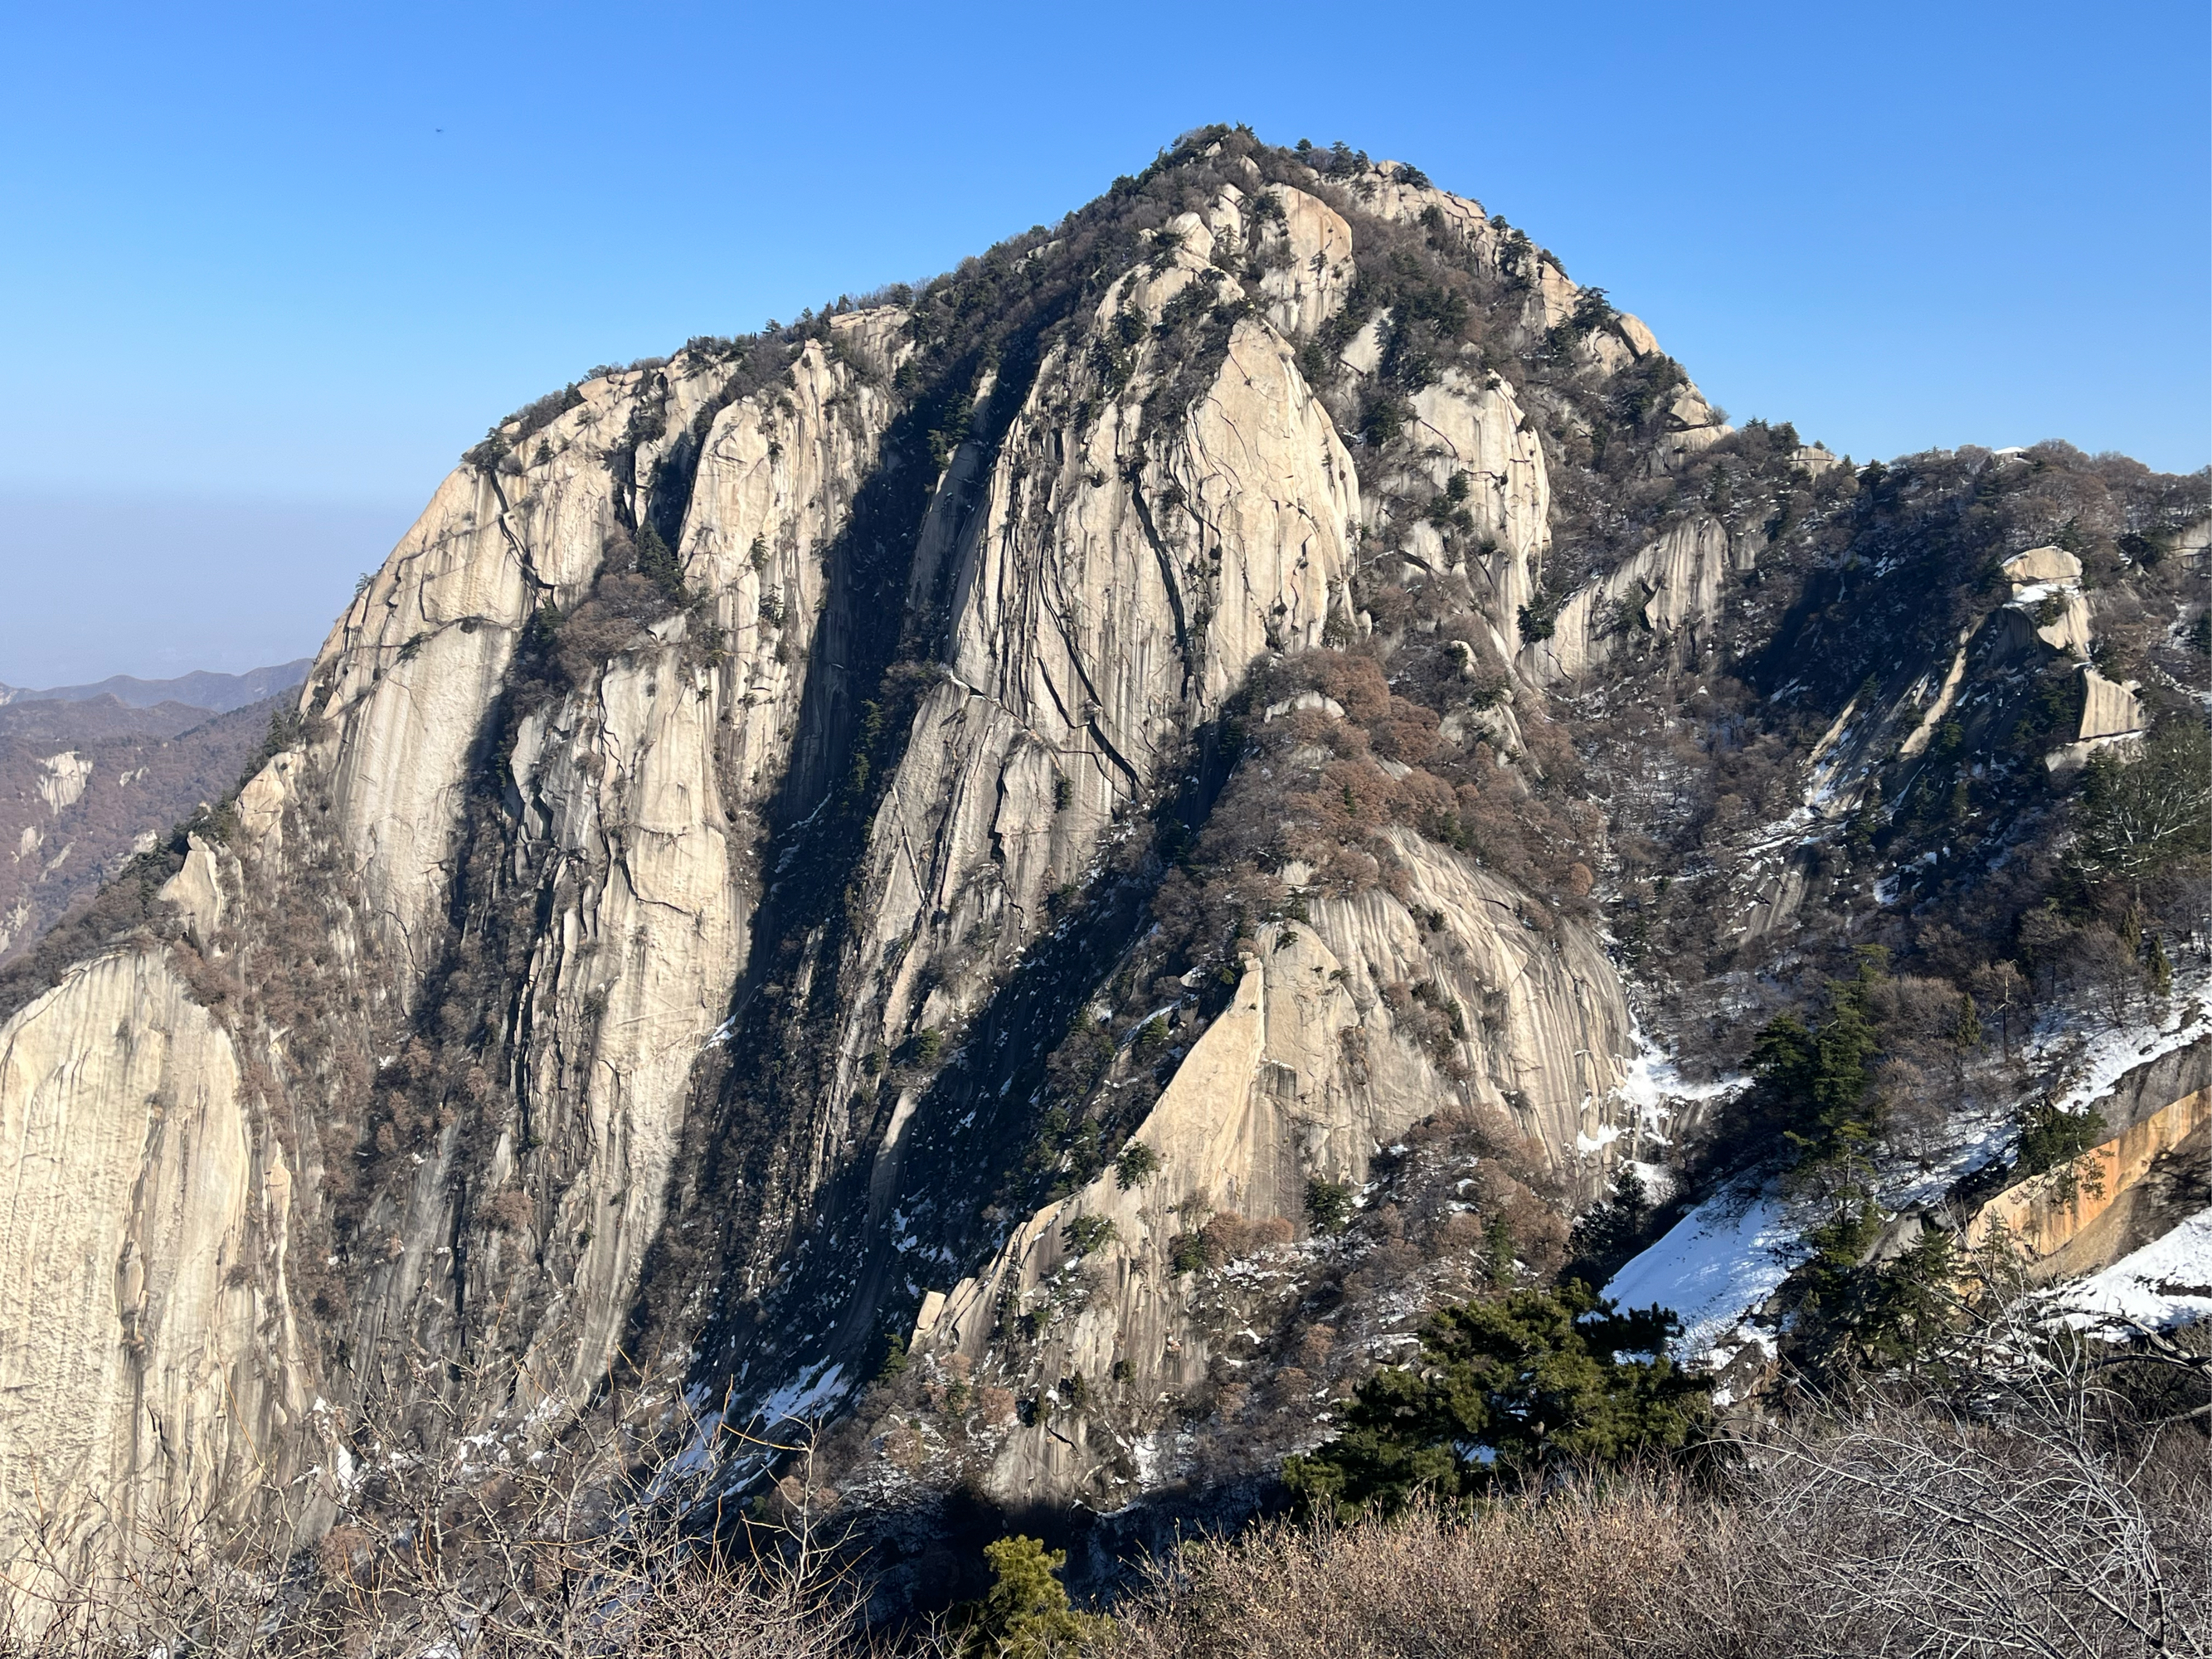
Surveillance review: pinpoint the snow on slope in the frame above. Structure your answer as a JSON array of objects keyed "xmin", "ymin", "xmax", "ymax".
[
  {"xmin": 1603, "ymin": 973, "xmax": 2212, "ymax": 1377},
  {"xmin": 2044, "ymin": 1206, "xmax": 2212, "ymax": 1335},
  {"xmin": 1882, "ymin": 969, "xmax": 2210, "ymax": 1214},
  {"xmin": 1602, "ymin": 1186, "xmax": 1795, "ymax": 1364},
  {"xmin": 2038, "ymin": 975, "xmax": 2211, "ymax": 1117}
]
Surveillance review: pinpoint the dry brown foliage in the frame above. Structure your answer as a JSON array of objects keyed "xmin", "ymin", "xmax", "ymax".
[
  {"xmin": 1111, "ymin": 1485, "xmax": 1709, "ymax": 1659},
  {"xmin": 0, "ymin": 1497, "xmax": 887, "ymax": 1659},
  {"xmin": 1112, "ymin": 1374, "xmax": 2210, "ymax": 1659}
]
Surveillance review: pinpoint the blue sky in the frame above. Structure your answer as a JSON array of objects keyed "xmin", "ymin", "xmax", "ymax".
[{"xmin": 1, "ymin": 1, "xmax": 2204, "ymax": 685}]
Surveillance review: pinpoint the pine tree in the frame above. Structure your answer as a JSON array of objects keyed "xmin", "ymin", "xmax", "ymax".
[
  {"xmin": 634, "ymin": 521, "xmax": 688, "ymax": 601},
  {"xmin": 1783, "ymin": 1217, "xmax": 1968, "ymax": 1385},
  {"xmin": 958, "ymin": 1535, "xmax": 1107, "ymax": 1657},
  {"xmin": 1485, "ymin": 1212, "xmax": 1517, "ymax": 1287},
  {"xmin": 874, "ymin": 1331, "xmax": 909, "ymax": 1383},
  {"xmin": 2015, "ymin": 1098, "xmax": 2109, "ymax": 1204},
  {"xmin": 1952, "ymin": 990, "xmax": 1981, "ymax": 1053},
  {"xmin": 1282, "ymin": 1282, "xmax": 1709, "ymax": 1519},
  {"xmin": 2073, "ymin": 727, "xmax": 2211, "ymax": 889},
  {"xmin": 1747, "ymin": 951, "xmax": 1894, "ymax": 1180},
  {"xmin": 2146, "ymin": 932, "xmax": 2173, "ymax": 1001}
]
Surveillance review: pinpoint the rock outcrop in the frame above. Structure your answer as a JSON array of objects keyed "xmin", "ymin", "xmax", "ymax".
[
  {"xmin": 1964, "ymin": 1037, "xmax": 2212, "ymax": 1277},
  {"xmin": 0, "ymin": 950, "xmax": 315, "ymax": 1588},
  {"xmin": 0, "ymin": 316, "xmax": 921, "ymax": 1573},
  {"xmin": 1520, "ymin": 514, "xmax": 1733, "ymax": 684},
  {"xmin": 1252, "ymin": 185, "xmax": 1354, "ymax": 340},
  {"xmin": 907, "ymin": 822, "xmax": 1630, "ymax": 1500},
  {"xmin": 7, "ymin": 131, "xmax": 2195, "ymax": 1607}
]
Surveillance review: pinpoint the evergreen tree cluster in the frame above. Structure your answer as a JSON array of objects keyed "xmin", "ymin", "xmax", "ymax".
[
  {"xmin": 1282, "ymin": 1282, "xmax": 1709, "ymax": 1520},
  {"xmin": 1749, "ymin": 947, "xmax": 1891, "ymax": 1181},
  {"xmin": 955, "ymin": 1535, "xmax": 1108, "ymax": 1658}
]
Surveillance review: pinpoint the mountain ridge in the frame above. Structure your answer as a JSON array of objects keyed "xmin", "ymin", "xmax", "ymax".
[
  {"xmin": 0, "ymin": 657, "xmax": 311, "ymax": 714},
  {"xmin": 0, "ymin": 126, "xmax": 2200, "ymax": 1625}
]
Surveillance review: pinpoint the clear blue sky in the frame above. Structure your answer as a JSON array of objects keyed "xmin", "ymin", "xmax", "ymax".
[{"xmin": 2, "ymin": 0, "xmax": 2204, "ymax": 686}]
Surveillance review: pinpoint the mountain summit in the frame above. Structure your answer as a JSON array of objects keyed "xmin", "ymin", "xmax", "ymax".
[{"xmin": 0, "ymin": 129, "xmax": 2201, "ymax": 1623}]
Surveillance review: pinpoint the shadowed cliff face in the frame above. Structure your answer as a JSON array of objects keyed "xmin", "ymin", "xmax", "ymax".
[{"xmin": 0, "ymin": 129, "xmax": 2203, "ymax": 1589}]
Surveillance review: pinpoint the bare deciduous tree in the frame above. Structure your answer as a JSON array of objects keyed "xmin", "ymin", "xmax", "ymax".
[{"xmin": 0, "ymin": 1384, "xmax": 891, "ymax": 1658}]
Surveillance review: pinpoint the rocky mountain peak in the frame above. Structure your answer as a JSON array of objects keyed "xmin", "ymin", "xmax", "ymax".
[{"xmin": 0, "ymin": 125, "xmax": 2201, "ymax": 1619}]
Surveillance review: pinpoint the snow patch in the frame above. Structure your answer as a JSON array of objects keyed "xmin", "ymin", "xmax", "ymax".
[
  {"xmin": 1614, "ymin": 1022, "xmax": 1746, "ymax": 1140},
  {"xmin": 651, "ymin": 1360, "xmax": 849, "ymax": 1499},
  {"xmin": 2039, "ymin": 978, "xmax": 2211, "ymax": 1117},
  {"xmin": 1602, "ymin": 1188, "xmax": 1796, "ymax": 1363},
  {"xmin": 2044, "ymin": 1207, "xmax": 2212, "ymax": 1335}
]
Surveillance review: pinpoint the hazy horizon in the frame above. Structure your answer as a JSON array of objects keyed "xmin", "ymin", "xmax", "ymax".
[{"xmin": 0, "ymin": 490, "xmax": 413, "ymax": 687}]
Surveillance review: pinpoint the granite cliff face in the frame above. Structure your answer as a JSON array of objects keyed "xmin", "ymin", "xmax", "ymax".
[
  {"xmin": 900, "ymin": 824, "xmax": 1631, "ymax": 1504},
  {"xmin": 0, "ymin": 948, "xmax": 314, "ymax": 1586},
  {"xmin": 0, "ymin": 129, "xmax": 2203, "ymax": 1593}
]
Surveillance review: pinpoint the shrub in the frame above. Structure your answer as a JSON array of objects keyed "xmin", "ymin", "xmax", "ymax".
[
  {"xmin": 1118, "ymin": 1378, "xmax": 2209, "ymax": 1659},
  {"xmin": 1199, "ymin": 1214, "xmax": 1252, "ymax": 1265},
  {"xmin": 1116, "ymin": 1141, "xmax": 1161, "ymax": 1189},
  {"xmin": 1282, "ymin": 1282, "xmax": 1709, "ymax": 1518},
  {"xmin": 1115, "ymin": 1486, "xmax": 1701, "ymax": 1659},
  {"xmin": 2015, "ymin": 1098, "xmax": 2110, "ymax": 1206},
  {"xmin": 1062, "ymin": 1214, "xmax": 1116, "ymax": 1254},
  {"xmin": 1305, "ymin": 1178, "xmax": 1355, "ymax": 1235},
  {"xmin": 479, "ymin": 1188, "xmax": 533, "ymax": 1233}
]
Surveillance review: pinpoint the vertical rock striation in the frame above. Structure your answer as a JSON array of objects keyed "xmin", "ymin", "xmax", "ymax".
[{"xmin": 0, "ymin": 135, "xmax": 1785, "ymax": 1578}]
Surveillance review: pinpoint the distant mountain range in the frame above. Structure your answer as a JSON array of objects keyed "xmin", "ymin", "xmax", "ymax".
[
  {"xmin": 0, "ymin": 690, "xmax": 289, "ymax": 965},
  {"xmin": 0, "ymin": 660, "xmax": 309, "ymax": 966},
  {"xmin": 0, "ymin": 657, "xmax": 311, "ymax": 713}
]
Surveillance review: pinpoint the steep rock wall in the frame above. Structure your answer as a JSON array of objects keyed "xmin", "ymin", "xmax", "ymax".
[
  {"xmin": 0, "ymin": 322, "xmax": 918, "ymax": 1585},
  {"xmin": 848, "ymin": 273, "xmax": 1358, "ymax": 1062},
  {"xmin": 906, "ymin": 828, "xmax": 1631, "ymax": 1505},
  {"xmin": 316, "ymin": 327, "xmax": 911, "ymax": 1411},
  {"xmin": 1388, "ymin": 370, "xmax": 1552, "ymax": 658},
  {"xmin": 1519, "ymin": 514, "xmax": 1733, "ymax": 685},
  {"xmin": 0, "ymin": 144, "xmax": 1721, "ymax": 1567},
  {"xmin": 0, "ymin": 948, "xmax": 315, "ymax": 1580},
  {"xmin": 1964, "ymin": 1038, "xmax": 2212, "ymax": 1273}
]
